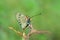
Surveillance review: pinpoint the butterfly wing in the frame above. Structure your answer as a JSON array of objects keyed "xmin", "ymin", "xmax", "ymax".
[{"xmin": 16, "ymin": 13, "xmax": 27, "ymax": 29}]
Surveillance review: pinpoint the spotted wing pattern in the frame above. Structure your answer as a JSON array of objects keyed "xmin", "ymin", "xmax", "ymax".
[{"xmin": 16, "ymin": 13, "xmax": 27, "ymax": 29}]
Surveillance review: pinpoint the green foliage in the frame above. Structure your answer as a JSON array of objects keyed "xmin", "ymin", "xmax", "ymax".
[{"xmin": 0, "ymin": 0, "xmax": 60, "ymax": 40}]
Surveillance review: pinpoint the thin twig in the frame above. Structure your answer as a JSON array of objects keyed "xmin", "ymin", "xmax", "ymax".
[
  {"xmin": 27, "ymin": 29, "xmax": 51, "ymax": 36},
  {"xmin": 8, "ymin": 27, "xmax": 51, "ymax": 40},
  {"xmin": 8, "ymin": 27, "xmax": 23, "ymax": 36}
]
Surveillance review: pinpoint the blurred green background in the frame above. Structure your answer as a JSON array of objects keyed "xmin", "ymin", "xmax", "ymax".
[{"xmin": 0, "ymin": 0, "xmax": 60, "ymax": 40}]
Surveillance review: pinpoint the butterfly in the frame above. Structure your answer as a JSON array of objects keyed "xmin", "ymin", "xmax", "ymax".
[
  {"xmin": 16, "ymin": 13, "xmax": 30, "ymax": 29},
  {"xmin": 16, "ymin": 12, "xmax": 41, "ymax": 30}
]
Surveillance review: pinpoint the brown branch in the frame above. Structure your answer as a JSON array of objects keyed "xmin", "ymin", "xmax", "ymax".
[
  {"xmin": 8, "ymin": 27, "xmax": 51, "ymax": 40},
  {"xmin": 27, "ymin": 29, "xmax": 51, "ymax": 36},
  {"xmin": 8, "ymin": 27, "xmax": 23, "ymax": 36},
  {"xmin": 8, "ymin": 27, "xmax": 29, "ymax": 40}
]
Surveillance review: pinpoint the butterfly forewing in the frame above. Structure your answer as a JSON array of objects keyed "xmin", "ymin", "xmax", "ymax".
[{"xmin": 16, "ymin": 13, "xmax": 27, "ymax": 29}]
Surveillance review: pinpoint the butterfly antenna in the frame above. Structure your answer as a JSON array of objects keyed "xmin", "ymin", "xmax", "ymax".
[{"xmin": 30, "ymin": 13, "xmax": 41, "ymax": 18}]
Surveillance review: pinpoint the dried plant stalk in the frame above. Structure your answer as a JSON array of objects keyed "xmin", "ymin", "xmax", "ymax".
[{"xmin": 9, "ymin": 27, "xmax": 51, "ymax": 40}]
